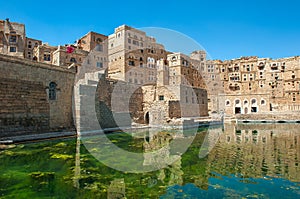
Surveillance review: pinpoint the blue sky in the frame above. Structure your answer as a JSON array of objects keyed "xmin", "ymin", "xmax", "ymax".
[{"xmin": 1, "ymin": 0, "xmax": 299, "ymax": 60}]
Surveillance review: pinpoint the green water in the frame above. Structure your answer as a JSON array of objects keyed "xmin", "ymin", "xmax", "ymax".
[{"xmin": 0, "ymin": 123, "xmax": 299, "ymax": 198}]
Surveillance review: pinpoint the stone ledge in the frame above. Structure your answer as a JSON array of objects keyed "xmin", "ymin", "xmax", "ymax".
[
  {"xmin": 0, "ymin": 54, "xmax": 76, "ymax": 74},
  {"xmin": 0, "ymin": 131, "xmax": 76, "ymax": 143}
]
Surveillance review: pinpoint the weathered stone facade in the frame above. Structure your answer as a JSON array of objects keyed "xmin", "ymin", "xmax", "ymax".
[
  {"xmin": 203, "ymin": 56, "xmax": 300, "ymax": 117},
  {"xmin": 0, "ymin": 19, "xmax": 26, "ymax": 58},
  {"xmin": 107, "ymin": 25, "xmax": 168, "ymax": 84},
  {"xmin": 25, "ymin": 37, "xmax": 42, "ymax": 60},
  {"xmin": 0, "ymin": 54, "xmax": 75, "ymax": 137},
  {"xmin": 33, "ymin": 43, "xmax": 56, "ymax": 64}
]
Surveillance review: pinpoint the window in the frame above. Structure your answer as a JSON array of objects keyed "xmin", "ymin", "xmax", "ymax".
[
  {"xmin": 9, "ymin": 35, "xmax": 17, "ymax": 43},
  {"xmin": 9, "ymin": 46, "xmax": 16, "ymax": 52},
  {"xmin": 128, "ymin": 38, "xmax": 131, "ymax": 43},
  {"xmin": 159, "ymin": 95, "xmax": 164, "ymax": 101},
  {"xmin": 128, "ymin": 61, "xmax": 135, "ymax": 66},
  {"xmin": 70, "ymin": 57, "xmax": 76, "ymax": 63},
  {"xmin": 235, "ymin": 99, "xmax": 240, "ymax": 105},
  {"xmin": 261, "ymin": 99, "xmax": 265, "ymax": 105},
  {"xmin": 44, "ymin": 54, "xmax": 51, "ymax": 61},
  {"xmin": 132, "ymin": 40, "xmax": 139, "ymax": 46},
  {"xmin": 96, "ymin": 62, "xmax": 103, "ymax": 68},
  {"xmin": 95, "ymin": 44, "xmax": 103, "ymax": 51},
  {"xmin": 96, "ymin": 38, "xmax": 103, "ymax": 43},
  {"xmin": 49, "ymin": 82, "xmax": 57, "ymax": 100},
  {"xmin": 226, "ymin": 100, "xmax": 230, "ymax": 106},
  {"xmin": 251, "ymin": 99, "xmax": 256, "ymax": 104}
]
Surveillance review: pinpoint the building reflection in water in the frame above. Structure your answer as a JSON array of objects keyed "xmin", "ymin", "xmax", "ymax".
[
  {"xmin": 208, "ymin": 123, "xmax": 300, "ymax": 182},
  {"xmin": 75, "ymin": 123, "xmax": 300, "ymax": 197}
]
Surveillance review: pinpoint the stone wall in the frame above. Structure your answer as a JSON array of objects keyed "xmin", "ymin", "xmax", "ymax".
[
  {"xmin": 0, "ymin": 78, "xmax": 49, "ymax": 136},
  {"xmin": 0, "ymin": 54, "xmax": 75, "ymax": 137},
  {"xmin": 169, "ymin": 101, "xmax": 181, "ymax": 118}
]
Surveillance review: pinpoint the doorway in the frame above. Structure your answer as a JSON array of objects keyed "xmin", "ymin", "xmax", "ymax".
[
  {"xmin": 235, "ymin": 107, "xmax": 241, "ymax": 114},
  {"xmin": 145, "ymin": 112, "xmax": 149, "ymax": 124}
]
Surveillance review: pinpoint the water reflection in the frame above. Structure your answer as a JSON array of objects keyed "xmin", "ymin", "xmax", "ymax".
[
  {"xmin": 75, "ymin": 123, "xmax": 300, "ymax": 198},
  {"xmin": 0, "ymin": 123, "xmax": 299, "ymax": 198},
  {"xmin": 208, "ymin": 123, "xmax": 300, "ymax": 182}
]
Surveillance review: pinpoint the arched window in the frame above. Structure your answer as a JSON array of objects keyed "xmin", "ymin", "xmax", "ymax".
[
  {"xmin": 226, "ymin": 100, "xmax": 230, "ymax": 106},
  {"xmin": 49, "ymin": 82, "xmax": 57, "ymax": 100}
]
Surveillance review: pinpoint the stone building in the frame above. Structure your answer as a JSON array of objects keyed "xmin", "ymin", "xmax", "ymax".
[
  {"xmin": 52, "ymin": 45, "xmax": 88, "ymax": 68},
  {"xmin": 148, "ymin": 53, "xmax": 208, "ymax": 126},
  {"xmin": 76, "ymin": 31, "xmax": 108, "ymax": 71},
  {"xmin": 25, "ymin": 37, "xmax": 42, "ymax": 60},
  {"xmin": 190, "ymin": 51, "xmax": 224, "ymax": 114},
  {"xmin": 206, "ymin": 56, "xmax": 300, "ymax": 116},
  {"xmin": 0, "ymin": 19, "xmax": 26, "ymax": 58},
  {"xmin": 107, "ymin": 25, "xmax": 168, "ymax": 84},
  {"xmin": 0, "ymin": 54, "xmax": 75, "ymax": 136},
  {"xmin": 33, "ymin": 43, "xmax": 57, "ymax": 64}
]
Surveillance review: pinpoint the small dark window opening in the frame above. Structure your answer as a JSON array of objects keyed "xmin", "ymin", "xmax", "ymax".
[
  {"xmin": 44, "ymin": 54, "xmax": 51, "ymax": 61},
  {"xmin": 129, "ymin": 61, "xmax": 135, "ymax": 66},
  {"xmin": 159, "ymin": 95, "xmax": 164, "ymax": 101},
  {"xmin": 9, "ymin": 35, "xmax": 17, "ymax": 43},
  {"xmin": 49, "ymin": 82, "xmax": 57, "ymax": 100},
  {"xmin": 9, "ymin": 46, "xmax": 16, "ymax": 52},
  {"xmin": 235, "ymin": 107, "xmax": 241, "ymax": 114},
  {"xmin": 70, "ymin": 57, "xmax": 77, "ymax": 63},
  {"xmin": 251, "ymin": 107, "xmax": 257, "ymax": 112}
]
